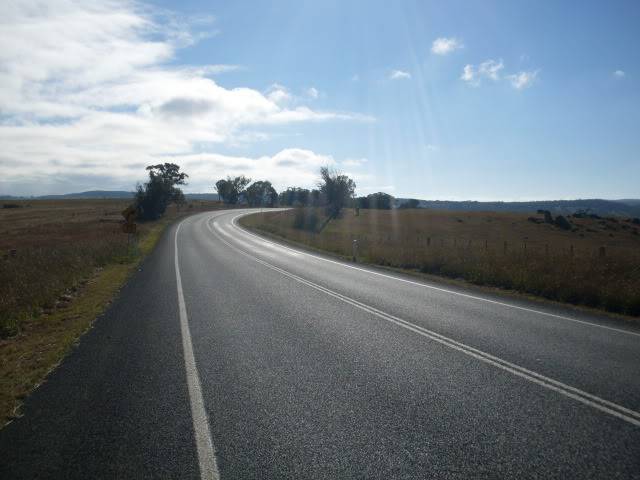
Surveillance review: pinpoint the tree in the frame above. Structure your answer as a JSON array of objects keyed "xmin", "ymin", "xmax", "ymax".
[
  {"xmin": 215, "ymin": 175, "xmax": 251, "ymax": 204},
  {"xmin": 399, "ymin": 198, "xmax": 420, "ymax": 209},
  {"xmin": 318, "ymin": 167, "xmax": 356, "ymax": 218},
  {"xmin": 245, "ymin": 180, "xmax": 278, "ymax": 207},
  {"xmin": 356, "ymin": 192, "xmax": 394, "ymax": 210},
  {"xmin": 135, "ymin": 163, "xmax": 188, "ymax": 220},
  {"xmin": 174, "ymin": 189, "xmax": 186, "ymax": 211},
  {"xmin": 279, "ymin": 187, "xmax": 310, "ymax": 206}
]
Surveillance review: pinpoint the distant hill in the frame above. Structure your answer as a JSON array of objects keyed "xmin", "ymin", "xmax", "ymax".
[
  {"xmin": 39, "ymin": 190, "xmax": 135, "ymax": 199},
  {"xmin": 395, "ymin": 198, "xmax": 640, "ymax": 218},
  {"xmin": 3, "ymin": 190, "xmax": 637, "ymax": 217},
  {"xmin": 1, "ymin": 190, "xmax": 220, "ymax": 201},
  {"xmin": 616, "ymin": 199, "xmax": 640, "ymax": 207},
  {"xmin": 185, "ymin": 193, "xmax": 220, "ymax": 201}
]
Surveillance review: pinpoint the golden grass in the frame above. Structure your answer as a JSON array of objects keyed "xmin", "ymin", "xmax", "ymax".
[
  {"xmin": 241, "ymin": 208, "xmax": 640, "ymax": 317},
  {"xmin": 0, "ymin": 199, "xmax": 221, "ymax": 423}
]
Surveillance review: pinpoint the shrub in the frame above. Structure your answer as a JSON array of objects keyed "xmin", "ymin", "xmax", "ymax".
[
  {"xmin": 293, "ymin": 208, "xmax": 320, "ymax": 231},
  {"xmin": 554, "ymin": 215, "xmax": 572, "ymax": 230}
]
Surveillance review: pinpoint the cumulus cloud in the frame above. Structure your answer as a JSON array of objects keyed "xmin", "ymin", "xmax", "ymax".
[
  {"xmin": 506, "ymin": 70, "xmax": 538, "ymax": 90},
  {"xmin": 389, "ymin": 70, "xmax": 411, "ymax": 80},
  {"xmin": 613, "ymin": 70, "xmax": 625, "ymax": 78},
  {"xmin": 0, "ymin": 0, "xmax": 369, "ymax": 194},
  {"xmin": 431, "ymin": 37, "xmax": 463, "ymax": 55},
  {"xmin": 460, "ymin": 65, "xmax": 476, "ymax": 84},
  {"xmin": 461, "ymin": 59, "xmax": 538, "ymax": 90},
  {"xmin": 265, "ymin": 83, "xmax": 293, "ymax": 105},
  {"xmin": 172, "ymin": 148, "xmax": 336, "ymax": 192},
  {"xmin": 306, "ymin": 87, "xmax": 319, "ymax": 99},
  {"xmin": 478, "ymin": 59, "xmax": 504, "ymax": 81}
]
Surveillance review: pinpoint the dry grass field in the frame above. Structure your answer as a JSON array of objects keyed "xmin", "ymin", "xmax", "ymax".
[
  {"xmin": 0, "ymin": 198, "xmax": 221, "ymax": 422},
  {"xmin": 0, "ymin": 199, "xmax": 221, "ymax": 336},
  {"xmin": 241, "ymin": 208, "xmax": 640, "ymax": 317}
]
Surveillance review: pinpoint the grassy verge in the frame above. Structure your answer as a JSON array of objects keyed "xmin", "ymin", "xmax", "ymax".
[
  {"xmin": 240, "ymin": 208, "xmax": 640, "ymax": 318},
  {"xmin": 0, "ymin": 202, "xmax": 217, "ymax": 424}
]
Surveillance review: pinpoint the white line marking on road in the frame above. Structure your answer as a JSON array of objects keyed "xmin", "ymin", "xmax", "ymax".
[
  {"xmin": 175, "ymin": 219, "xmax": 220, "ymax": 480},
  {"xmin": 229, "ymin": 213, "xmax": 640, "ymax": 338},
  {"xmin": 208, "ymin": 216, "xmax": 640, "ymax": 427}
]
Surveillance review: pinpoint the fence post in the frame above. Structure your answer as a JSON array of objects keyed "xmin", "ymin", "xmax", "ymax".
[
  {"xmin": 427, "ymin": 237, "xmax": 431, "ymax": 247},
  {"xmin": 570, "ymin": 244, "xmax": 574, "ymax": 257},
  {"xmin": 503, "ymin": 241, "xmax": 508, "ymax": 254},
  {"xmin": 599, "ymin": 246, "xmax": 606, "ymax": 258},
  {"xmin": 352, "ymin": 239, "xmax": 359, "ymax": 262}
]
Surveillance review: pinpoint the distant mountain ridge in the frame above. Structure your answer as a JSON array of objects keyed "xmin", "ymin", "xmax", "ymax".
[
  {"xmin": 1, "ymin": 190, "xmax": 220, "ymax": 201},
  {"xmin": 2, "ymin": 190, "xmax": 638, "ymax": 217},
  {"xmin": 395, "ymin": 198, "xmax": 640, "ymax": 217}
]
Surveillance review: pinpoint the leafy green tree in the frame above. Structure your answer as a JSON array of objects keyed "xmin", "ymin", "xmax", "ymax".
[
  {"xmin": 215, "ymin": 175, "xmax": 251, "ymax": 204},
  {"xmin": 318, "ymin": 167, "xmax": 356, "ymax": 218},
  {"xmin": 279, "ymin": 187, "xmax": 310, "ymax": 206},
  {"xmin": 245, "ymin": 180, "xmax": 278, "ymax": 207},
  {"xmin": 367, "ymin": 192, "xmax": 394, "ymax": 209},
  {"xmin": 399, "ymin": 198, "xmax": 420, "ymax": 209},
  {"xmin": 135, "ymin": 163, "xmax": 188, "ymax": 220}
]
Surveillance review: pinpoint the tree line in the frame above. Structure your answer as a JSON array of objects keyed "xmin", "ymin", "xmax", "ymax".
[{"xmin": 133, "ymin": 163, "xmax": 419, "ymax": 221}]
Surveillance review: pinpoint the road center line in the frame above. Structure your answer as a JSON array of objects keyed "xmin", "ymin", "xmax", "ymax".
[
  {"xmin": 229, "ymin": 213, "xmax": 640, "ymax": 338},
  {"xmin": 175, "ymin": 219, "xmax": 220, "ymax": 480},
  {"xmin": 207, "ymin": 215, "xmax": 640, "ymax": 428}
]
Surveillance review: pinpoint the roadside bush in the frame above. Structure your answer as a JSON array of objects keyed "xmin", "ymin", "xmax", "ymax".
[
  {"xmin": 293, "ymin": 208, "xmax": 320, "ymax": 231},
  {"xmin": 554, "ymin": 215, "xmax": 572, "ymax": 230}
]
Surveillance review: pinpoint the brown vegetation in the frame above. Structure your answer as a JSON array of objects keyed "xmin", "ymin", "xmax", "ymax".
[
  {"xmin": 0, "ymin": 198, "xmax": 221, "ymax": 422},
  {"xmin": 0, "ymin": 199, "xmax": 220, "ymax": 337},
  {"xmin": 241, "ymin": 208, "xmax": 640, "ymax": 317}
]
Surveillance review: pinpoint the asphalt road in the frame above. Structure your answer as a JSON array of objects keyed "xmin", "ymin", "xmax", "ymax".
[{"xmin": 2, "ymin": 209, "xmax": 640, "ymax": 479}]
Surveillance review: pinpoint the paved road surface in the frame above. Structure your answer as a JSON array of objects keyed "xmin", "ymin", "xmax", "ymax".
[{"xmin": 2, "ymin": 209, "xmax": 640, "ymax": 479}]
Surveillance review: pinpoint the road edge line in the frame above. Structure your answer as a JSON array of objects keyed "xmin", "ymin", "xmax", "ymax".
[
  {"xmin": 175, "ymin": 219, "xmax": 220, "ymax": 480},
  {"xmin": 208, "ymin": 216, "xmax": 640, "ymax": 428},
  {"xmin": 231, "ymin": 213, "xmax": 640, "ymax": 338}
]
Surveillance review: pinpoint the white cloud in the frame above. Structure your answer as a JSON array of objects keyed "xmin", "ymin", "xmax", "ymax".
[
  {"xmin": 389, "ymin": 70, "xmax": 411, "ymax": 80},
  {"xmin": 266, "ymin": 83, "xmax": 292, "ymax": 105},
  {"xmin": 0, "ymin": 0, "xmax": 369, "ymax": 194},
  {"xmin": 173, "ymin": 148, "xmax": 336, "ymax": 192},
  {"xmin": 461, "ymin": 59, "xmax": 539, "ymax": 89},
  {"xmin": 306, "ymin": 87, "xmax": 319, "ymax": 99},
  {"xmin": 460, "ymin": 64, "xmax": 477, "ymax": 85},
  {"xmin": 613, "ymin": 70, "xmax": 625, "ymax": 78},
  {"xmin": 478, "ymin": 59, "xmax": 504, "ymax": 81},
  {"xmin": 431, "ymin": 37, "xmax": 463, "ymax": 55},
  {"xmin": 506, "ymin": 70, "xmax": 538, "ymax": 90},
  {"xmin": 341, "ymin": 158, "xmax": 368, "ymax": 167}
]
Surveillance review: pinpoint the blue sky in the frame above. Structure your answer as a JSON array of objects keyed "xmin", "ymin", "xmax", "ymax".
[{"xmin": 1, "ymin": 0, "xmax": 638, "ymax": 199}]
